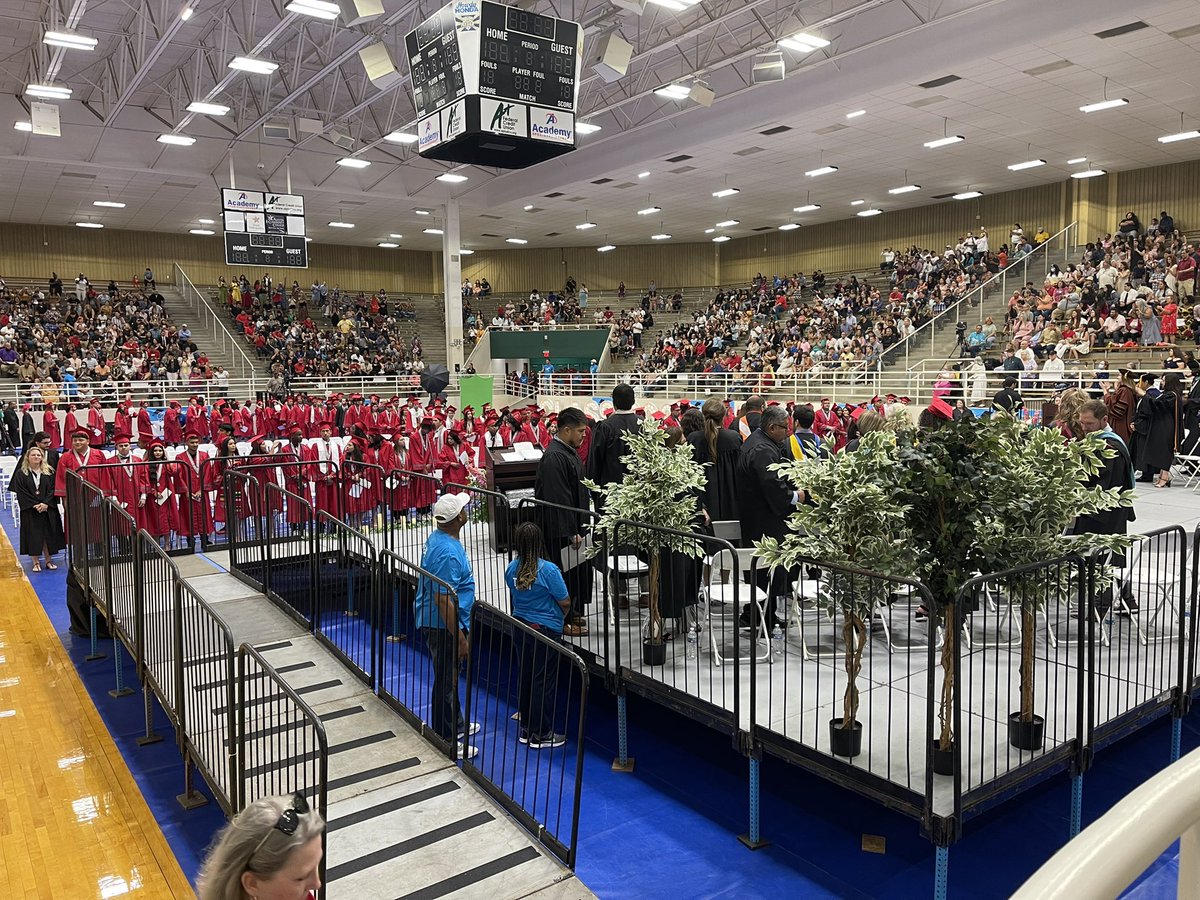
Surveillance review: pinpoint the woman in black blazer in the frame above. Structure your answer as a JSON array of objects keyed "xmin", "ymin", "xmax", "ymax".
[{"xmin": 9, "ymin": 446, "xmax": 65, "ymax": 571}]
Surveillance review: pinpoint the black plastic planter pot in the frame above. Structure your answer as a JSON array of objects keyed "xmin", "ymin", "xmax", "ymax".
[
  {"xmin": 642, "ymin": 641, "xmax": 667, "ymax": 667},
  {"xmin": 932, "ymin": 739, "xmax": 955, "ymax": 775},
  {"xmin": 829, "ymin": 719, "xmax": 863, "ymax": 758},
  {"xmin": 1007, "ymin": 712, "xmax": 1045, "ymax": 751}
]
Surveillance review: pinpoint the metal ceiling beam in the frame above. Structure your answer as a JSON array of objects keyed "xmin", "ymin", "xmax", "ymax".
[{"xmin": 104, "ymin": 2, "xmax": 193, "ymax": 123}]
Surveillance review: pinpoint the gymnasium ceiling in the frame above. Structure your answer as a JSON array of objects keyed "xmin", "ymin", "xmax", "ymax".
[{"xmin": 0, "ymin": 0, "xmax": 1199, "ymax": 254}]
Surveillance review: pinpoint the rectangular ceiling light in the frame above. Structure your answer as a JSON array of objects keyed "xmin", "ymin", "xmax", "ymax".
[
  {"xmin": 436, "ymin": 172, "xmax": 468, "ymax": 183},
  {"xmin": 651, "ymin": 233, "xmax": 671, "ymax": 240},
  {"xmin": 638, "ymin": 206, "xmax": 661, "ymax": 215},
  {"xmin": 43, "ymin": 31, "xmax": 98, "ymax": 49},
  {"xmin": 459, "ymin": 248, "xmax": 474, "ymax": 255},
  {"xmin": 654, "ymin": 84, "xmax": 690, "ymax": 100},
  {"xmin": 846, "ymin": 109, "xmax": 866, "ymax": 119},
  {"xmin": 793, "ymin": 204, "xmax": 821, "ymax": 213},
  {"xmin": 1079, "ymin": 98, "xmax": 1128, "ymax": 113},
  {"xmin": 285, "ymin": 0, "xmax": 341, "ymax": 18},
  {"xmin": 715, "ymin": 219, "xmax": 739, "ymax": 227},
  {"xmin": 779, "ymin": 33, "xmax": 830, "ymax": 52},
  {"xmin": 93, "ymin": 200, "xmax": 126, "ymax": 208},
  {"xmin": 189, "ymin": 228, "xmax": 215, "ymax": 235},
  {"xmin": 924, "ymin": 135, "xmax": 965, "ymax": 148},
  {"xmin": 712, "ymin": 187, "xmax": 740, "ymax": 198},
  {"xmin": 1067, "ymin": 156, "xmax": 1088, "ymax": 164},
  {"xmin": 805, "ymin": 165, "xmax": 838, "ymax": 176},
  {"xmin": 14, "ymin": 121, "xmax": 31, "ymax": 132},
  {"xmin": 850, "ymin": 199, "xmax": 865, "ymax": 205},
  {"xmin": 646, "ymin": 0, "xmax": 700, "ymax": 10},
  {"xmin": 712, "ymin": 235, "xmax": 731, "ymax": 242},
  {"xmin": 383, "ymin": 131, "xmax": 418, "ymax": 144},
  {"xmin": 1007, "ymin": 159, "xmax": 1046, "ymax": 170},
  {"xmin": 575, "ymin": 222, "xmax": 596, "ymax": 230},
  {"xmin": 1158, "ymin": 130, "xmax": 1200, "ymax": 144},
  {"xmin": 888, "ymin": 184, "xmax": 921, "ymax": 194},
  {"xmin": 186, "ymin": 101, "xmax": 230, "ymax": 115},
  {"xmin": 25, "ymin": 84, "xmax": 72, "ymax": 99},
  {"xmin": 229, "ymin": 56, "xmax": 279, "ymax": 74},
  {"xmin": 597, "ymin": 244, "xmax": 616, "ymax": 252},
  {"xmin": 779, "ymin": 223, "xmax": 801, "ymax": 230},
  {"xmin": 856, "ymin": 208, "xmax": 883, "ymax": 217},
  {"xmin": 157, "ymin": 133, "xmax": 196, "ymax": 145},
  {"xmin": 576, "ymin": 122, "xmax": 602, "ymax": 134},
  {"xmin": 75, "ymin": 222, "xmax": 104, "ymax": 228},
  {"xmin": 1071, "ymin": 169, "xmax": 1106, "ymax": 179},
  {"xmin": 505, "ymin": 237, "xmax": 528, "ymax": 244},
  {"xmin": 423, "ymin": 227, "xmax": 444, "ymax": 235},
  {"xmin": 377, "ymin": 242, "xmax": 399, "ymax": 248},
  {"xmin": 336, "ymin": 157, "xmax": 371, "ymax": 168},
  {"xmin": 328, "ymin": 221, "xmax": 355, "ymax": 228},
  {"xmin": 953, "ymin": 191, "xmax": 983, "ymax": 200}
]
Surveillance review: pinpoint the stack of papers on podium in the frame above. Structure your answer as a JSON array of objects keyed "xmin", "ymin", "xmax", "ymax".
[{"xmin": 512, "ymin": 442, "xmax": 543, "ymax": 460}]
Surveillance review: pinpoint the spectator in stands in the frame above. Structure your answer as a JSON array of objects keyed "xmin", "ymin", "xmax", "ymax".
[
  {"xmin": 196, "ymin": 793, "xmax": 324, "ymax": 900},
  {"xmin": 1118, "ymin": 211, "xmax": 1142, "ymax": 236}
]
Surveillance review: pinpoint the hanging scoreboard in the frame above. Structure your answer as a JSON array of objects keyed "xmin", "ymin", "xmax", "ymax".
[
  {"xmin": 405, "ymin": 1, "xmax": 584, "ymax": 169},
  {"xmin": 221, "ymin": 189, "xmax": 309, "ymax": 268}
]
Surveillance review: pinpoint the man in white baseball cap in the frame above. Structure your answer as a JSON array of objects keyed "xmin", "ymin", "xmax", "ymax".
[{"xmin": 415, "ymin": 491, "xmax": 479, "ymax": 758}]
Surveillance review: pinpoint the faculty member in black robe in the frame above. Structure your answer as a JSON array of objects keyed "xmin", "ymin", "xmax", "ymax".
[
  {"xmin": 534, "ymin": 407, "xmax": 592, "ymax": 633},
  {"xmin": 20, "ymin": 405, "xmax": 36, "ymax": 450},
  {"xmin": 9, "ymin": 446, "xmax": 65, "ymax": 571},
  {"xmin": 686, "ymin": 399, "xmax": 742, "ymax": 524},
  {"xmin": 1136, "ymin": 372, "xmax": 1184, "ymax": 488},
  {"xmin": 585, "ymin": 383, "xmax": 641, "ymax": 513}
]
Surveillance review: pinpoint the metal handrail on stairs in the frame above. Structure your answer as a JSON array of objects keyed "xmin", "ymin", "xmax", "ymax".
[{"xmin": 173, "ymin": 263, "xmax": 258, "ymax": 381}]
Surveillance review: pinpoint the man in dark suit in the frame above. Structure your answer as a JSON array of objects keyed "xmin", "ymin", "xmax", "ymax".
[
  {"xmin": 585, "ymin": 383, "xmax": 641, "ymax": 511},
  {"xmin": 535, "ymin": 406, "xmax": 592, "ymax": 635},
  {"xmin": 738, "ymin": 405, "xmax": 800, "ymax": 628},
  {"xmin": 2, "ymin": 401, "xmax": 19, "ymax": 454}
]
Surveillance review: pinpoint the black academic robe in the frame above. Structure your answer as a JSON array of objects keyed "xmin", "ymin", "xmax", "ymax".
[
  {"xmin": 737, "ymin": 428, "xmax": 793, "ymax": 545},
  {"xmin": 1138, "ymin": 391, "xmax": 1182, "ymax": 472},
  {"xmin": 1071, "ymin": 434, "xmax": 1134, "ymax": 559},
  {"xmin": 534, "ymin": 437, "xmax": 591, "ymax": 610},
  {"xmin": 20, "ymin": 411, "xmax": 35, "ymax": 448},
  {"xmin": 585, "ymin": 411, "xmax": 641, "ymax": 489},
  {"xmin": 9, "ymin": 467, "xmax": 65, "ymax": 556},
  {"xmin": 686, "ymin": 427, "xmax": 741, "ymax": 522},
  {"xmin": 3, "ymin": 407, "xmax": 18, "ymax": 450}
]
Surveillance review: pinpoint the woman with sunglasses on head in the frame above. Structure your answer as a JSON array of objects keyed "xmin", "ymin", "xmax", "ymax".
[{"xmin": 197, "ymin": 793, "xmax": 324, "ymax": 900}]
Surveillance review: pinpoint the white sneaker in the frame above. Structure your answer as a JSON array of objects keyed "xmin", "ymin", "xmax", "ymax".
[
  {"xmin": 457, "ymin": 742, "xmax": 479, "ymax": 760},
  {"xmin": 458, "ymin": 721, "xmax": 481, "ymax": 737}
]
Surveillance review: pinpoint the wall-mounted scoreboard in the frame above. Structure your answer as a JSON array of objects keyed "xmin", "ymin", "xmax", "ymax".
[
  {"xmin": 405, "ymin": 1, "xmax": 584, "ymax": 169},
  {"xmin": 221, "ymin": 189, "xmax": 309, "ymax": 268}
]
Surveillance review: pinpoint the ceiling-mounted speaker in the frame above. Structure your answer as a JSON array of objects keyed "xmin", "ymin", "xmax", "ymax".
[
  {"xmin": 593, "ymin": 33, "xmax": 633, "ymax": 83},
  {"xmin": 327, "ymin": 129, "xmax": 355, "ymax": 150},
  {"xmin": 262, "ymin": 118, "xmax": 294, "ymax": 140},
  {"xmin": 359, "ymin": 42, "xmax": 403, "ymax": 90},
  {"xmin": 609, "ymin": 0, "xmax": 646, "ymax": 13},
  {"xmin": 295, "ymin": 116, "xmax": 323, "ymax": 135},
  {"xmin": 691, "ymin": 83, "xmax": 715, "ymax": 107},
  {"xmin": 337, "ymin": 0, "xmax": 384, "ymax": 25},
  {"xmin": 751, "ymin": 51, "xmax": 785, "ymax": 84}
]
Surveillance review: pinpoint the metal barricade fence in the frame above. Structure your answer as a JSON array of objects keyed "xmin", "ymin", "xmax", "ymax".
[
  {"xmin": 261, "ymin": 482, "xmax": 318, "ymax": 627},
  {"xmin": 225, "ymin": 470, "xmax": 265, "ymax": 591},
  {"xmin": 376, "ymin": 550, "xmax": 461, "ymax": 761},
  {"xmin": 177, "ymin": 578, "xmax": 239, "ymax": 812},
  {"xmin": 463, "ymin": 601, "xmax": 589, "ymax": 869},
  {"xmin": 136, "ymin": 530, "xmax": 179, "ymax": 746},
  {"xmin": 82, "ymin": 458, "xmax": 204, "ymax": 554},
  {"xmin": 199, "ymin": 453, "xmax": 299, "ymax": 549},
  {"xmin": 314, "ymin": 511, "xmax": 379, "ymax": 688},
  {"xmin": 103, "ymin": 498, "xmax": 139, "ymax": 698},
  {"xmin": 341, "ymin": 459, "xmax": 389, "ymax": 533}
]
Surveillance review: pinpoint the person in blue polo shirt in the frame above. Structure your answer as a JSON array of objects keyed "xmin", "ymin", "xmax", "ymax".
[
  {"xmin": 504, "ymin": 522, "xmax": 570, "ymax": 749},
  {"xmin": 415, "ymin": 491, "xmax": 478, "ymax": 759}
]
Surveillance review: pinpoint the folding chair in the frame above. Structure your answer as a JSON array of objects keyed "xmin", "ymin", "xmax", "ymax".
[
  {"xmin": 1113, "ymin": 535, "xmax": 1184, "ymax": 645},
  {"xmin": 701, "ymin": 545, "xmax": 769, "ymax": 665}
]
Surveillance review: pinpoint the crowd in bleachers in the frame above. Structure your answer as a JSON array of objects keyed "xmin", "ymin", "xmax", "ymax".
[
  {"xmin": 217, "ymin": 274, "xmax": 426, "ymax": 382},
  {"xmin": 0, "ymin": 268, "xmax": 222, "ymax": 405}
]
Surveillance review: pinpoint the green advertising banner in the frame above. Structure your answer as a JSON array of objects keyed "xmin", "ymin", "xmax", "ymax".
[{"xmin": 459, "ymin": 374, "xmax": 494, "ymax": 411}]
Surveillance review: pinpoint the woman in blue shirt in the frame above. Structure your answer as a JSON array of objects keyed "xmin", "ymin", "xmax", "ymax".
[{"xmin": 505, "ymin": 522, "xmax": 570, "ymax": 749}]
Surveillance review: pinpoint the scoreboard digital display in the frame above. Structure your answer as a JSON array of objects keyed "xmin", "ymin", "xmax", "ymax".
[
  {"xmin": 477, "ymin": 3, "xmax": 579, "ymax": 111},
  {"xmin": 405, "ymin": 4, "xmax": 467, "ymax": 121},
  {"xmin": 221, "ymin": 189, "xmax": 308, "ymax": 268}
]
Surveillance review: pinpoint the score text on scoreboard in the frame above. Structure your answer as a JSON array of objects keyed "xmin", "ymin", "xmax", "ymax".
[
  {"xmin": 221, "ymin": 188, "xmax": 309, "ymax": 269},
  {"xmin": 477, "ymin": 4, "xmax": 578, "ymax": 111}
]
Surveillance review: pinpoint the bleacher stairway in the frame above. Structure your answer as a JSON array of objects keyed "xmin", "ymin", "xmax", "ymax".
[{"xmin": 157, "ymin": 284, "xmax": 250, "ymax": 378}]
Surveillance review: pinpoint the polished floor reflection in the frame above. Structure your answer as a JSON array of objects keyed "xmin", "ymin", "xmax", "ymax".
[{"xmin": 0, "ymin": 534, "xmax": 194, "ymax": 898}]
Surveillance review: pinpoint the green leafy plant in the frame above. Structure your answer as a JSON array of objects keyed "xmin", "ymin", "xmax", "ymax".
[
  {"xmin": 584, "ymin": 418, "xmax": 707, "ymax": 646},
  {"xmin": 757, "ymin": 431, "xmax": 913, "ymax": 731}
]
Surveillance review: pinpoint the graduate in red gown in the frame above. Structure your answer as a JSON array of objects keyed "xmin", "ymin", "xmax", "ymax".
[
  {"xmin": 43, "ymin": 403, "xmax": 62, "ymax": 450},
  {"xmin": 114, "ymin": 400, "xmax": 133, "ymax": 443},
  {"xmin": 306, "ymin": 423, "xmax": 342, "ymax": 518},
  {"xmin": 185, "ymin": 398, "xmax": 208, "ymax": 440},
  {"xmin": 379, "ymin": 432, "xmax": 410, "ymax": 513},
  {"xmin": 62, "ymin": 405, "xmax": 79, "ymax": 446},
  {"xmin": 174, "ymin": 433, "xmax": 209, "ymax": 541},
  {"xmin": 341, "ymin": 437, "xmax": 374, "ymax": 527},
  {"xmin": 403, "ymin": 396, "xmax": 424, "ymax": 433},
  {"xmin": 343, "ymin": 394, "xmax": 367, "ymax": 433},
  {"xmin": 812, "ymin": 398, "xmax": 844, "ymax": 449},
  {"xmin": 163, "ymin": 401, "xmax": 183, "ymax": 445},
  {"xmin": 278, "ymin": 427, "xmax": 313, "ymax": 531},
  {"xmin": 233, "ymin": 402, "xmax": 253, "ymax": 441},
  {"xmin": 138, "ymin": 441, "xmax": 176, "ymax": 545},
  {"xmin": 406, "ymin": 417, "xmax": 440, "ymax": 512},
  {"xmin": 438, "ymin": 430, "xmax": 470, "ymax": 493},
  {"xmin": 87, "ymin": 398, "xmax": 107, "ymax": 448},
  {"xmin": 135, "ymin": 401, "xmax": 154, "ymax": 448},
  {"xmin": 206, "ymin": 435, "xmax": 242, "ymax": 533},
  {"xmin": 54, "ymin": 428, "xmax": 108, "ymax": 539},
  {"xmin": 101, "ymin": 433, "xmax": 144, "ymax": 538}
]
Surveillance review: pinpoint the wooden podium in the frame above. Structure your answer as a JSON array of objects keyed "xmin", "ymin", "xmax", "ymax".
[{"xmin": 484, "ymin": 446, "xmax": 539, "ymax": 553}]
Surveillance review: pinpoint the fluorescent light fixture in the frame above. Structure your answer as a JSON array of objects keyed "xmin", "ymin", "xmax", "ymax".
[
  {"xmin": 1071, "ymin": 169, "xmax": 1106, "ymax": 179},
  {"xmin": 646, "ymin": 0, "xmax": 689, "ymax": 10},
  {"xmin": 575, "ymin": 222, "xmax": 597, "ymax": 230},
  {"xmin": 180, "ymin": 6, "xmax": 193, "ymax": 19},
  {"xmin": 793, "ymin": 204, "xmax": 821, "ymax": 213},
  {"xmin": 505, "ymin": 237, "xmax": 528, "ymax": 244},
  {"xmin": 389, "ymin": 233, "xmax": 403, "ymax": 238},
  {"xmin": 186, "ymin": 101, "xmax": 230, "ymax": 115},
  {"xmin": 779, "ymin": 223, "xmax": 801, "ymax": 231},
  {"xmin": 1007, "ymin": 159, "xmax": 1046, "ymax": 171},
  {"xmin": 285, "ymin": 0, "xmax": 340, "ymax": 19},
  {"xmin": 804, "ymin": 165, "xmax": 838, "ymax": 177},
  {"xmin": 856, "ymin": 208, "xmax": 883, "ymax": 217},
  {"xmin": 888, "ymin": 184, "xmax": 921, "ymax": 194},
  {"xmin": 44, "ymin": 31, "xmax": 98, "ymax": 50},
  {"xmin": 436, "ymin": 172, "xmax": 468, "ymax": 183},
  {"xmin": 651, "ymin": 233, "xmax": 671, "ymax": 240},
  {"xmin": 522, "ymin": 205, "xmax": 534, "ymax": 211},
  {"xmin": 25, "ymin": 83, "xmax": 71, "ymax": 99},
  {"xmin": 846, "ymin": 109, "xmax": 866, "ymax": 119},
  {"xmin": 779, "ymin": 33, "xmax": 830, "ymax": 53},
  {"xmin": 459, "ymin": 249, "xmax": 474, "ymax": 255},
  {"xmin": 1067, "ymin": 156, "xmax": 1088, "ymax": 164},
  {"xmin": 704, "ymin": 228, "xmax": 715, "ymax": 234},
  {"xmin": 327, "ymin": 221, "xmax": 355, "ymax": 228},
  {"xmin": 423, "ymin": 227, "xmax": 444, "ymax": 235},
  {"xmin": 13, "ymin": 121, "xmax": 31, "ymax": 132},
  {"xmin": 189, "ymin": 228, "xmax": 215, "ymax": 235},
  {"xmin": 576, "ymin": 122, "xmax": 602, "ymax": 134},
  {"xmin": 157, "ymin": 133, "xmax": 195, "ymax": 145},
  {"xmin": 93, "ymin": 200, "xmax": 126, "ymax": 208},
  {"xmin": 850, "ymin": 199, "xmax": 865, "ymax": 206},
  {"xmin": 75, "ymin": 222, "xmax": 103, "ymax": 228},
  {"xmin": 304, "ymin": 236, "xmax": 312, "ymax": 241},
  {"xmin": 597, "ymin": 244, "xmax": 616, "ymax": 252},
  {"xmin": 638, "ymin": 206, "xmax": 661, "ymax": 215},
  {"xmin": 336, "ymin": 157, "xmax": 371, "ymax": 168},
  {"xmin": 415, "ymin": 209, "xmax": 431, "ymax": 215},
  {"xmin": 712, "ymin": 235, "xmax": 731, "ymax": 243},
  {"xmin": 383, "ymin": 131, "xmax": 418, "ymax": 144},
  {"xmin": 654, "ymin": 84, "xmax": 691, "ymax": 100},
  {"xmin": 228, "ymin": 56, "xmax": 278, "ymax": 74},
  {"xmin": 712, "ymin": 187, "xmax": 740, "ymax": 198},
  {"xmin": 715, "ymin": 219, "xmax": 739, "ymax": 228},
  {"xmin": 953, "ymin": 191, "xmax": 983, "ymax": 200},
  {"xmin": 377, "ymin": 241, "xmax": 399, "ymax": 248},
  {"xmin": 1079, "ymin": 98, "xmax": 1128, "ymax": 113},
  {"xmin": 924, "ymin": 135, "xmax": 965, "ymax": 149},
  {"xmin": 198, "ymin": 218, "xmax": 215, "ymax": 224},
  {"xmin": 637, "ymin": 171, "xmax": 650, "ymax": 178},
  {"xmin": 1158, "ymin": 130, "xmax": 1200, "ymax": 144}
]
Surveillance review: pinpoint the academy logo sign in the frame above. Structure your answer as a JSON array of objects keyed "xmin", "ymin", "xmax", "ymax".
[
  {"xmin": 418, "ymin": 114, "xmax": 442, "ymax": 150},
  {"xmin": 529, "ymin": 108, "xmax": 574, "ymax": 144},
  {"xmin": 481, "ymin": 98, "xmax": 526, "ymax": 137},
  {"xmin": 221, "ymin": 188, "xmax": 265, "ymax": 212}
]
